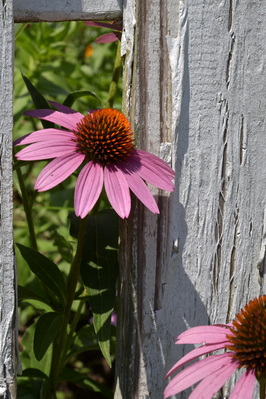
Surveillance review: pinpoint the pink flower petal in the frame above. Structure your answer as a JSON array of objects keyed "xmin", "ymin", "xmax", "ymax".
[
  {"xmin": 74, "ymin": 162, "xmax": 103, "ymax": 218},
  {"xmin": 188, "ymin": 360, "xmax": 238, "ymax": 399},
  {"xmin": 14, "ymin": 129, "xmax": 75, "ymax": 145},
  {"xmin": 49, "ymin": 101, "xmax": 84, "ymax": 117},
  {"xmin": 120, "ymin": 165, "xmax": 159, "ymax": 214},
  {"xmin": 35, "ymin": 152, "xmax": 85, "ymax": 191},
  {"xmin": 104, "ymin": 165, "xmax": 131, "ymax": 219},
  {"xmin": 85, "ymin": 21, "xmax": 116, "ymax": 29},
  {"xmin": 25, "ymin": 109, "xmax": 83, "ymax": 131},
  {"xmin": 230, "ymin": 370, "xmax": 256, "ymax": 399},
  {"xmin": 15, "ymin": 141, "xmax": 77, "ymax": 161},
  {"xmin": 166, "ymin": 341, "xmax": 229, "ymax": 377},
  {"xmin": 177, "ymin": 325, "xmax": 232, "ymax": 344},
  {"xmin": 164, "ymin": 353, "xmax": 231, "ymax": 399},
  {"xmin": 136, "ymin": 150, "xmax": 175, "ymax": 177},
  {"xmin": 128, "ymin": 155, "xmax": 174, "ymax": 191},
  {"xmin": 84, "ymin": 21, "xmax": 122, "ymax": 31},
  {"xmin": 95, "ymin": 33, "xmax": 120, "ymax": 43}
]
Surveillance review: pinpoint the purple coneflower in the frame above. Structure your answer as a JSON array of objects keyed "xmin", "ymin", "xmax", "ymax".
[
  {"xmin": 164, "ymin": 295, "xmax": 266, "ymax": 398},
  {"xmin": 15, "ymin": 103, "xmax": 174, "ymax": 219},
  {"xmin": 84, "ymin": 21, "xmax": 122, "ymax": 43}
]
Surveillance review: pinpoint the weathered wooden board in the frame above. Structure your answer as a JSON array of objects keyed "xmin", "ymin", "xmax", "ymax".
[
  {"xmin": 116, "ymin": 0, "xmax": 266, "ymax": 397},
  {"xmin": 14, "ymin": 0, "xmax": 122, "ymax": 22},
  {"xmin": 0, "ymin": 0, "xmax": 18, "ymax": 397},
  {"xmin": 4, "ymin": 0, "xmax": 266, "ymax": 397}
]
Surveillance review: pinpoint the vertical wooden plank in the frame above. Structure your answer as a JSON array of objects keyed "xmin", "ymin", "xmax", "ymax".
[
  {"xmin": 116, "ymin": 0, "xmax": 266, "ymax": 397},
  {"xmin": 116, "ymin": 0, "xmax": 179, "ymax": 397},
  {"xmin": 0, "ymin": 0, "xmax": 17, "ymax": 397}
]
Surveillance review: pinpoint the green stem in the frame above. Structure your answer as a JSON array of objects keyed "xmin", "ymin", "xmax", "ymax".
[
  {"xmin": 15, "ymin": 23, "xmax": 28, "ymax": 40},
  {"xmin": 106, "ymin": 40, "xmax": 122, "ymax": 108},
  {"xmin": 63, "ymin": 299, "xmax": 85, "ymax": 363},
  {"xmin": 16, "ymin": 167, "xmax": 38, "ymax": 251},
  {"xmin": 49, "ymin": 215, "xmax": 89, "ymax": 394}
]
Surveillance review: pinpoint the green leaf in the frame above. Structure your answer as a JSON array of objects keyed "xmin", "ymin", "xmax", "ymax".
[
  {"xmin": 20, "ymin": 323, "xmax": 53, "ymax": 376},
  {"xmin": 51, "ymin": 229, "xmax": 73, "ymax": 263},
  {"xmin": 40, "ymin": 378, "xmax": 52, "ymax": 399},
  {"xmin": 66, "ymin": 325, "xmax": 99, "ymax": 361},
  {"xmin": 77, "ymin": 209, "xmax": 119, "ymax": 367},
  {"xmin": 13, "ymin": 159, "xmax": 32, "ymax": 171},
  {"xmin": 80, "ymin": 376, "xmax": 113, "ymax": 398},
  {"xmin": 59, "ymin": 368, "xmax": 113, "ymax": 398},
  {"xmin": 18, "ymin": 284, "xmax": 51, "ymax": 304},
  {"xmin": 15, "ymin": 23, "xmax": 28, "ymax": 40},
  {"xmin": 18, "ymin": 285, "xmax": 54, "ymax": 313},
  {"xmin": 21, "ymin": 299, "xmax": 53, "ymax": 313},
  {"xmin": 22, "ymin": 74, "xmax": 54, "ymax": 129},
  {"xmin": 34, "ymin": 312, "xmax": 64, "ymax": 361},
  {"xmin": 22, "ymin": 368, "xmax": 48, "ymax": 379},
  {"xmin": 17, "ymin": 377, "xmax": 44, "ymax": 399},
  {"xmin": 16, "ymin": 244, "xmax": 67, "ymax": 306},
  {"xmin": 63, "ymin": 90, "xmax": 103, "ymax": 108}
]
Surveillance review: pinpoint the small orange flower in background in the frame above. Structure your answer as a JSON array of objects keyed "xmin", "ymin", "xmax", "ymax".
[
  {"xmin": 84, "ymin": 44, "xmax": 94, "ymax": 58},
  {"xmin": 164, "ymin": 295, "xmax": 266, "ymax": 399}
]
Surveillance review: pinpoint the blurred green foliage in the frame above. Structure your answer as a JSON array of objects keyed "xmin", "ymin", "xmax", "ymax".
[
  {"xmin": 14, "ymin": 21, "xmax": 122, "ymax": 138},
  {"xmin": 14, "ymin": 21, "xmax": 121, "ymax": 398}
]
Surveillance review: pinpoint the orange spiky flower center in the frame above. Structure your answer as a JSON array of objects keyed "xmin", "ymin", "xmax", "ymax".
[
  {"xmin": 74, "ymin": 108, "xmax": 134, "ymax": 166},
  {"xmin": 226, "ymin": 295, "xmax": 266, "ymax": 377}
]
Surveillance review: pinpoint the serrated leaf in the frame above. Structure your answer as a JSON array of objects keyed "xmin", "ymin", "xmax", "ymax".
[
  {"xmin": 63, "ymin": 90, "xmax": 103, "ymax": 108},
  {"xmin": 16, "ymin": 244, "xmax": 67, "ymax": 306},
  {"xmin": 77, "ymin": 209, "xmax": 119, "ymax": 367},
  {"xmin": 22, "ymin": 74, "xmax": 54, "ymax": 129},
  {"xmin": 34, "ymin": 312, "xmax": 64, "ymax": 361}
]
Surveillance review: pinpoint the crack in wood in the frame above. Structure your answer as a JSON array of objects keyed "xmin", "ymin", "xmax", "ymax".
[
  {"xmin": 257, "ymin": 242, "xmax": 266, "ymax": 281},
  {"xmin": 249, "ymin": 219, "xmax": 253, "ymax": 236},
  {"xmin": 226, "ymin": 32, "xmax": 235, "ymax": 89},
  {"xmin": 258, "ymin": 254, "xmax": 266, "ymax": 279},
  {"xmin": 226, "ymin": 208, "xmax": 238, "ymax": 322},
  {"xmin": 238, "ymin": 113, "xmax": 248, "ymax": 166},
  {"xmin": 228, "ymin": 0, "xmax": 233, "ymax": 32},
  {"xmin": 1, "ymin": 0, "xmax": 7, "ymax": 25},
  {"xmin": 214, "ymin": 99, "xmax": 229, "ymax": 291},
  {"xmin": 256, "ymin": 210, "xmax": 266, "ymax": 284}
]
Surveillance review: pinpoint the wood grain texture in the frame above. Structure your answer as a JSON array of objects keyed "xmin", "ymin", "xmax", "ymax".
[
  {"xmin": 14, "ymin": 0, "xmax": 122, "ymax": 22},
  {"xmin": 116, "ymin": 0, "xmax": 266, "ymax": 397},
  {"xmin": 0, "ymin": 0, "xmax": 17, "ymax": 397}
]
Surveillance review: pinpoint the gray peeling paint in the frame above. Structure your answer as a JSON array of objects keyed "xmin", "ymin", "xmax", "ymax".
[
  {"xmin": 116, "ymin": 0, "xmax": 266, "ymax": 398},
  {"xmin": 13, "ymin": 0, "xmax": 122, "ymax": 22}
]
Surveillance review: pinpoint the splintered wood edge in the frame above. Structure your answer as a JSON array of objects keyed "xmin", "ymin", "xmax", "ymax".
[{"xmin": 13, "ymin": 0, "xmax": 122, "ymax": 22}]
